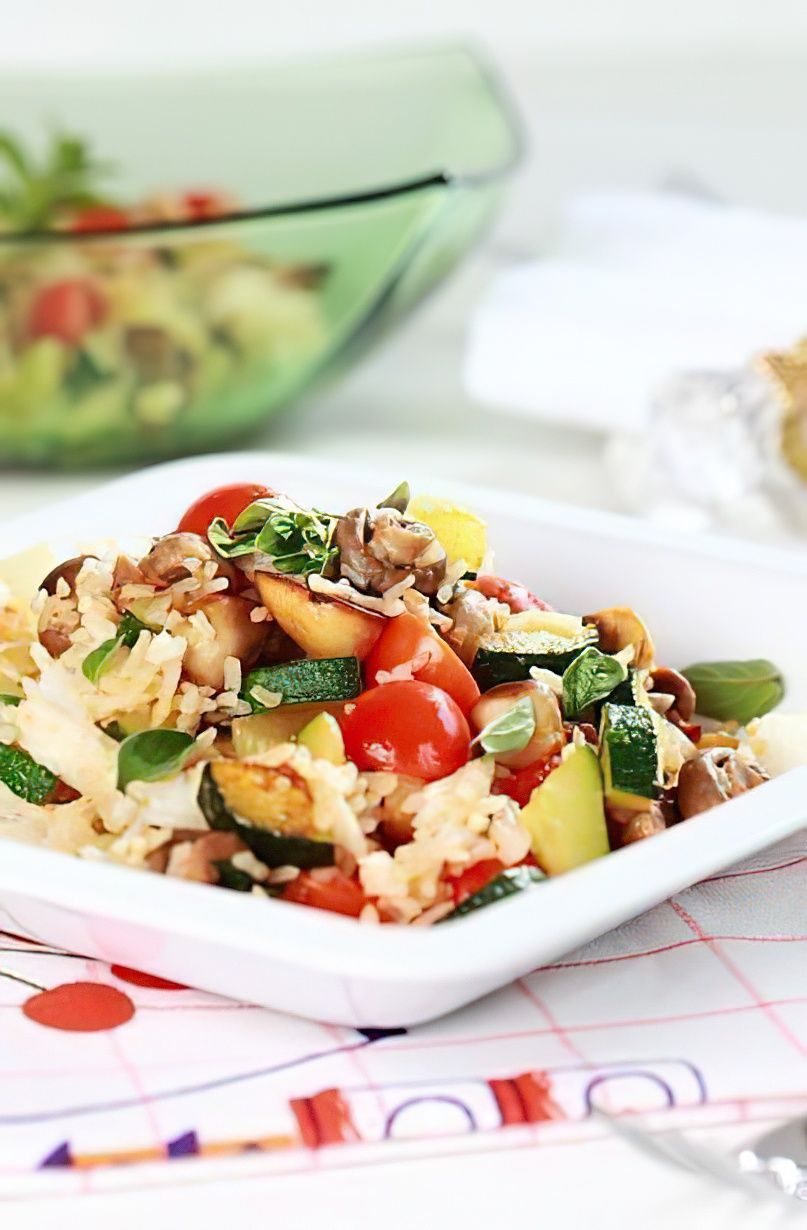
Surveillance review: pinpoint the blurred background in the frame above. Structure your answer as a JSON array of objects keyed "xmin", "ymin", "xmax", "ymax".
[{"xmin": 3, "ymin": 0, "xmax": 807, "ymax": 542}]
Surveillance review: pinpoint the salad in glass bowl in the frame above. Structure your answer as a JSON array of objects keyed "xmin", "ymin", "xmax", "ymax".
[
  {"xmin": 0, "ymin": 131, "xmax": 327, "ymax": 465},
  {"xmin": 0, "ymin": 478, "xmax": 797, "ymax": 925}
]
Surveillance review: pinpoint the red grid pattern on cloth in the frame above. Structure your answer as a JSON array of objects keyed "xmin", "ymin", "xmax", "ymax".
[{"xmin": 0, "ymin": 832, "xmax": 804, "ymax": 1197}]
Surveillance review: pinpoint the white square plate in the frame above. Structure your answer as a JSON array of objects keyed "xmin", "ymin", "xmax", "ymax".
[{"xmin": 1, "ymin": 452, "xmax": 805, "ymax": 1027}]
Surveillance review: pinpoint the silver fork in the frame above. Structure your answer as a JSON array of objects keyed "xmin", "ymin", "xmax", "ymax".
[{"xmin": 593, "ymin": 1109, "xmax": 806, "ymax": 1208}]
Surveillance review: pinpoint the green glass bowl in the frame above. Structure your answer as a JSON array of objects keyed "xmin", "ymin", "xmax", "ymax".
[{"xmin": 0, "ymin": 45, "xmax": 521, "ymax": 467}]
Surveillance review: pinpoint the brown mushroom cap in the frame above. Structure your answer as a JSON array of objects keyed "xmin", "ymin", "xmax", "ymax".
[
  {"xmin": 649, "ymin": 666, "xmax": 696, "ymax": 723},
  {"xmin": 607, "ymin": 803, "xmax": 667, "ymax": 846},
  {"xmin": 40, "ymin": 555, "xmax": 95, "ymax": 597},
  {"xmin": 677, "ymin": 748, "xmax": 768, "ymax": 820},
  {"xmin": 138, "ymin": 532, "xmax": 218, "ymax": 587},
  {"xmin": 37, "ymin": 555, "xmax": 94, "ymax": 657},
  {"xmin": 335, "ymin": 507, "xmax": 447, "ymax": 596}
]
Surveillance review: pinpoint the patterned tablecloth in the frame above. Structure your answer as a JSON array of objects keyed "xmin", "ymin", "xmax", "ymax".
[{"xmin": 1, "ymin": 832, "xmax": 806, "ymax": 1202}]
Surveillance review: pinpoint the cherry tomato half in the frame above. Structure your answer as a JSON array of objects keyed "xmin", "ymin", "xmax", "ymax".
[
  {"xmin": 364, "ymin": 611, "xmax": 480, "ymax": 715},
  {"xmin": 492, "ymin": 754, "xmax": 561, "ymax": 808},
  {"xmin": 28, "ymin": 278, "xmax": 106, "ymax": 346},
  {"xmin": 340, "ymin": 680, "xmax": 471, "ymax": 781},
  {"xmin": 282, "ymin": 870, "xmax": 366, "ymax": 917},
  {"xmin": 177, "ymin": 483, "xmax": 275, "ymax": 537},
  {"xmin": 472, "ymin": 575, "xmax": 551, "ymax": 613},
  {"xmin": 447, "ymin": 859, "xmax": 505, "ymax": 905},
  {"xmin": 69, "ymin": 205, "xmax": 130, "ymax": 233},
  {"xmin": 181, "ymin": 190, "xmax": 235, "ymax": 221}
]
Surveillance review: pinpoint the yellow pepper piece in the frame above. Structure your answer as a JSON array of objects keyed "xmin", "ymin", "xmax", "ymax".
[{"xmin": 406, "ymin": 495, "xmax": 488, "ymax": 571}]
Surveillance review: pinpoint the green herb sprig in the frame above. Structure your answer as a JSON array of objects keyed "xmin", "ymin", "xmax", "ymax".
[
  {"xmin": 208, "ymin": 497, "xmax": 338, "ymax": 576},
  {"xmin": 473, "ymin": 696, "xmax": 536, "ymax": 755},
  {"xmin": 0, "ymin": 129, "xmax": 114, "ymax": 233},
  {"xmin": 562, "ymin": 647, "xmax": 628, "ymax": 718},
  {"xmin": 681, "ymin": 659, "xmax": 784, "ymax": 725},
  {"xmin": 82, "ymin": 612, "xmax": 151, "ymax": 686},
  {"xmin": 117, "ymin": 729, "xmax": 196, "ymax": 792}
]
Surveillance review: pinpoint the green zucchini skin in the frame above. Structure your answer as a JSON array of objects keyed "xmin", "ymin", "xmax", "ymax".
[
  {"xmin": 0, "ymin": 743, "xmax": 57, "ymax": 804},
  {"xmin": 473, "ymin": 628, "xmax": 598, "ymax": 690},
  {"xmin": 212, "ymin": 859, "xmax": 256, "ymax": 893},
  {"xmin": 600, "ymin": 703, "xmax": 658, "ymax": 801},
  {"xmin": 197, "ymin": 764, "xmax": 335, "ymax": 869},
  {"xmin": 609, "ymin": 672, "xmax": 639, "ymax": 707},
  {"xmin": 440, "ymin": 865, "xmax": 546, "ymax": 920},
  {"xmin": 243, "ymin": 657, "xmax": 361, "ymax": 712}
]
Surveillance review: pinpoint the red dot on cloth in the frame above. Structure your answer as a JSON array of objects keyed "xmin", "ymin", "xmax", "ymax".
[
  {"xmin": 110, "ymin": 965, "xmax": 187, "ymax": 990},
  {"xmin": 23, "ymin": 982, "xmax": 135, "ymax": 1031}
]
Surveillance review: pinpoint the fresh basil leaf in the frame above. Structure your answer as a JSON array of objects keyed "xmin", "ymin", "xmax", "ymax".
[
  {"xmin": 0, "ymin": 693, "xmax": 21, "ymax": 707},
  {"xmin": 562, "ymin": 647, "xmax": 628, "ymax": 718},
  {"xmin": 103, "ymin": 721, "xmax": 128, "ymax": 743},
  {"xmin": 82, "ymin": 612, "xmax": 149, "ymax": 685},
  {"xmin": 681, "ymin": 659, "xmax": 785, "ymax": 725},
  {"xmin": 117, "ymin": 729, "xmax": 196, "ymax": 791},
  {"xmin": 207, "ymin": 517, "xmax": 258, "ymax": 558},
  {"xmin": 378, "ymin": 481, "xmax": 410, "ymax": 514},
  {"xmin": 0, "ymin": 743, "xmax": 57, "ymax": 803},
  {"xmin": 210, "ymin": 499, "xmax": 338, "ymax": 577},
  {"xmin": 212, "ymin": 860, "xmax": 254, "ymax": 892},
  {"xmin": 475, "ymin": 695, "xmax": 536, "ymax": 754},
  {"xmin": 232, "ymin": 498, "xmax": 281, "ymax": 535}
]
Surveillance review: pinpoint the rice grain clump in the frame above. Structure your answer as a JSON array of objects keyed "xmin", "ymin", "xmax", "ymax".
[{"xmin": 358, "ymin": 758, "xmax": 530, "ymax": 922}]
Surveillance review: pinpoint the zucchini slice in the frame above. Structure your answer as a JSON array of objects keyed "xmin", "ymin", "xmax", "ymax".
[
  {"xmin": 243, "ymin": 657, "xmax": 361, "ymax": 713},
  {"xmin": 600, "ymin": 703, "xmax": 659, "ymax": 810},
  {"xmin": 0, "ymin": 743, "xmax": 57, "ymax": 804},
  {"xmin": 198, "ymin": 763, "xmax": 335, "ymax": 869},
  {"xmin": 473, "ymin": 627, "xmax": 598, "ymax": 690},
  {"xmin": 609, "ymin": 670, "xmax": 641, "ymax": 707},
  {"xmin": 441, "ymin": 865, "xmax": 545, "ymax": 920}
]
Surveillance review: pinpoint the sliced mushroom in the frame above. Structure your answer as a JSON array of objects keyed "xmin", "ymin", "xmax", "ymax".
[
  {"xmin": 584, "ymin": 606, "xmax": 655, "ymax": 669},
  {"xmin": 40, "ymin": 555, "xmax": 94, "ymax": 597},
  {"xmin": 37, "ymin": 555, "xmax": 95, "ymax": 657},
  {"xmin": 443, "ymin": 586, "xmax": 506, "ymax": 666},
  {"xmin": 607, "ymin": 802, "xmax": 667, "ymax": 846},
  {"xmin": 181, "ymin": 595, "xmax": 267, "ymax": 690},
  {"xmin": 677, "ymin": 748, "xmax": 769, "ymax": 820},
  {"xmin": 470, "ymin": 679, "xmax": 565, "ymax": 769},
  {"xmin": 139, "ymin": 532, "xmax": 219, "ymax": 588},
  {"xmin": 335, "ymin": 507, "xmax": 447, "ymax": 596},
  {"xmin": 112, "ymin": 554, "xmax": 146, "ymax": 590},
  {"xmin": 138, "ymin": 532, "xmax": 241, "ymax": 604},
  {"xmin": 649, "ymin": 666, "xmax": 696, "ymax": 723}
]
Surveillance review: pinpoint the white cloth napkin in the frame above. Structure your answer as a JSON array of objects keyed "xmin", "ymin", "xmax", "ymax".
[{"xmin": 465, "ymin": 192, "xmax": 807, "ymax": 431}]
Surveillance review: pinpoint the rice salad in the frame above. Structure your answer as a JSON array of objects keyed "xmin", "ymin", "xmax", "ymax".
[{"xmin": 0, "ymin": 479, "xmax": 798, "ymax": 924}]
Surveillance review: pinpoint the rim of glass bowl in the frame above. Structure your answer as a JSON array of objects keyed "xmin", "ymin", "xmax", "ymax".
[{"xmin": 0, "ymin": 42, "xmax": 525, "ymax": 246}]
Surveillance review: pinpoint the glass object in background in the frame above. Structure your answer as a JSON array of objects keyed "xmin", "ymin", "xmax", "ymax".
[
  {"xmin": 607, "ymin": 340, "xmax": 807, "ymax": 542},
  {"xmin": 0, "ymin": 46, "xmax": 521, "ymax": 467}
]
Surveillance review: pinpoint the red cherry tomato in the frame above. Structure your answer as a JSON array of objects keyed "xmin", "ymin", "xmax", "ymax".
[
  {"xmin": 69, "ymin": 205, "xmax": 130, "ymax": 233},
  {"xmin": 181, "ymin": 190, "xmax": 235, "ymax": 221},
  {"xmin": 447, "ymin": 859, "xmax": 505, "ymax": 905},
  {"xmin": 177, "ymin": 483, "xmax": 275, "ymax": 537},
  {"xmin": 472, "ymin": 575, "xmax": 551, "ymax": 613},
  {"xmin": 341, "ymin": 681, "xmax": 471, "ymax": 781},
  {"xmin": 492, "ymin": 754, "xmax": 561, "ymax": 808},
  {"xmin": 28, "ymin": 279, "xmax": 106, "ymax": 346},
  {"xmin": 364, "ymin": 611, "xmax": 480, "ymax": 715},
  {"xmin": 282, "ymin": 870, "xmax": 366, "ymax": 917}
]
